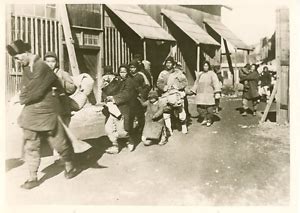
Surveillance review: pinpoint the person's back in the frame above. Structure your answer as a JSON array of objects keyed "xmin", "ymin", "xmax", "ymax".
[{"xmin": 19, "ymin": 57, "xmax": 62, "ymax": 131}]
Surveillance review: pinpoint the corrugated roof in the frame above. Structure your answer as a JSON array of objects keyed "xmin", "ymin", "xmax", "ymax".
[
  {"xmin": 106, "ymin": 5, "xmax": 175, "ymax": 41},
  {"xmin": 161, "ymin": 9, "xmax": 220, "ymax": 46},
  {"xmin": 203, "ymin": 19, "xmax": 250, "ymax": 50}
]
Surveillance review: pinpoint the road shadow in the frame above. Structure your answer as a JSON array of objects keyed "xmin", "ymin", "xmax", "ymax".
[
  {"xmin": 212, "ymin": 114, "xmax": 221, "ymax": 123},
  {"xmin": 75, "ymin": 135, "xmax": 111, "ymax": 170},
  {"xmin": 38, "ymin": 135, "xmax": 111, "ymax": 184},
  {"xmin": 6, "ymin": 158, "xmax": 24, "ymax": 172},
  {"xmin": 235, "ymin": 107, "xmax": 255, "ymax": 115}
]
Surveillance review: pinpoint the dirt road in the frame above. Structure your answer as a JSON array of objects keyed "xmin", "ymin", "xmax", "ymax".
[{"xmin": 5, "ymin": 97, "xmax": 289, "ymax": 205}]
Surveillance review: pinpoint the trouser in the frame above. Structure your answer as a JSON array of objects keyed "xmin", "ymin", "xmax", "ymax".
[
  {"xmin": 260, "ymin": 86, "xmax": 271, "ymax": 99},
  {"xmin": 132, "ymin": 100, "xmax": 145, "ymax": 130},
  {"xmin": 104, "ymin": 115, "xmax": 128, "ymax": 146},
  {"xmin": 163, "ymin": 103, "xmax": 186, "ymax": 131},
  {"xmin": 215, "ymin": 98, "xmax": 220, "ymax": 109},
  {"xmin": 23, "ymin": 121, "xmax": 74, "ymax": 175},
  {"xmin": 242, "ymin": 98, "xmax": 258, "ymax": 112},
  {"xmin": 197, "ymin": 105, "xmax": 214, "ymax": 122},
  {"xmin": 183, "ymin": 96, "xmax": 190, "ymax": 118}
]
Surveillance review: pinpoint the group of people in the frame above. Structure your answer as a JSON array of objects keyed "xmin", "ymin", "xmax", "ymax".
[
  {"xmin": 101, "ymin": 55, "xmax": 223, "ymax": 155},
  {"xmin": 6, "ymin": 39, "xmax": 223, "ymax": 190},
  {"xmin": 239, "ymin": 63, "xmax": 275, "ymax": 116}
]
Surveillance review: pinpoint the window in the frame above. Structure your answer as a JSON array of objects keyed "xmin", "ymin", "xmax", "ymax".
[{"xmin": 84, "ymin": 33, "xmax": 99, "ymax": 46}]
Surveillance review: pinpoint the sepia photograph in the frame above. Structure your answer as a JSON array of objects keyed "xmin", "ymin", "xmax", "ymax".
[{"xmin": 2, "ymin": 0, "xmax": 297, "ymax": 211}]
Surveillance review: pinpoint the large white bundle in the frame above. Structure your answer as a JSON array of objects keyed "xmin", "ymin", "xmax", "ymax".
[{"xmin": 71, "ymin": 73, "xmax": 95, "ymax": 96}]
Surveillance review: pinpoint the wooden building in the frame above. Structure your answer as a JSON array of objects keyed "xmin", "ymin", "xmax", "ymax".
[{"xmin": 6, "ymin": 4, "xmax": 250, "ymax": 101}]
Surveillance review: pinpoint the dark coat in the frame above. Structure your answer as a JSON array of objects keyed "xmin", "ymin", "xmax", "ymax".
[
  {"xmin": 131, "ymin": 72, "xmax": 151, "ymax": 100},
  {"xmin": 240, "ymin": 70, "xmax": 260, "ymax": 100},
  {"xmin": 140, "ymin": 100, "xmax": 164, "ymax": 139},
  {"xmin": 102, "ymin": 76, "xmax": 136, "ymax": 132},
  {"xmin": 260, "ymin": 71, "xmax": 272, "ymax": 87},
  {"xmin": 18, "ymin": 56, "xmax": 61, "ymax": 131}
]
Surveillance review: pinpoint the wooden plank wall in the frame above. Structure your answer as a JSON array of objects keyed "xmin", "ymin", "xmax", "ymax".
[
  {"xmin": 275, "ymin": 7, "xmax": 289, "ymax": 124},
  {"xmin": 6, "ymin": 14, "xmax": 60, "ymax": 100},
  {"xmin": 103, "ymin": 11, "xmax": 133, "ymax": 73}
]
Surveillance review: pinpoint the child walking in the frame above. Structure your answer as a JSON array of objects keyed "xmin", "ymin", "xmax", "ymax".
[{"xmin": 139, "ymin": 90, "xmax": 168, "ymax": 146}]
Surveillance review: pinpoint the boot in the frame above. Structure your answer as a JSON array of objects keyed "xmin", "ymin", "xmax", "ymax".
[
  {"xmin": 64, "ymin": 162, "xmax": 81, "ymax": 179},
  {"xmin": 21, "ymin": 178, "xmax": 39, "ymax": 190}
]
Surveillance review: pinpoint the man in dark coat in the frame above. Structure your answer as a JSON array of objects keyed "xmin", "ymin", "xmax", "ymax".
[
  {"xmin": 6, "ymin": 40, "xmax": 80, "ymax": 189},
  {"xmin": 133, "ymin": 53, "xmax": 153, "ymax": 87}
]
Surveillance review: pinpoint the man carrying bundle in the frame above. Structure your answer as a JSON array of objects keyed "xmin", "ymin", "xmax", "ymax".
[{"xmin": 6, "ymin": 40, "xmax": 81, "ymax": 190}]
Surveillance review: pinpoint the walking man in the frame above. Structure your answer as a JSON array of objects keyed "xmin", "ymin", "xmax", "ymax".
[{"xmin": 6, "ymin": 40, "xmax": 81, "ymax": 189}]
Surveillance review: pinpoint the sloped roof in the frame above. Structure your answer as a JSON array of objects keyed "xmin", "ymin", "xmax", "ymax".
[
  {"xmin": 203, "ymin": 18, "xmax": 250, "ymax": 50},
  {"xmin": 106, "ymin": 5, "xmax": 175, "ymax": 41},
  {"xmin": 161, "ymin": 9, "xmax": 220, "ymax": 46}
]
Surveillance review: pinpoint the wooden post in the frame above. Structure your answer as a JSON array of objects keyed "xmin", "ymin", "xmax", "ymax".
[
  {"xmin": 25, "ymin": 17, "xmax": 28, "ymax": 42},
  {"xmin": 143, "ymin": 40, "xmax": 147, "ymax": 60},
  {"xmin": 234, "ymin": 48, "xmax": 239, "ymax": 94},
  {"xmin": 20, "ymin": 16, "xmax": 23, "ymax": 40},
  {"xmin": 117, "ymin": 31, "xmax": 121, "ymax": 68},
  {"xmin": 260, "ymin": 81, "xmax": 278, "ymax": 123},
  {"xmin": 6, "ymin": 5, "xmax": 12, "ymax": 101},
  {"xmin": 223, "ymin": 39, "xmax": 234, "ymax": 86},
  {"xmin": 58, "ymin": 22, "xmax": 64, "ymax": 70},
  {"xmin": 30, "ymin": 17, "xmax": 34, "ymax": 53},
  {"xmin": 161, "ymin": 14, "xmax": 164, "ymax": 29},
  {"xmin": 45, "ymin": 20, "xmax": 48, "ymax": 52},
  {"xmin": 34, "ymin": 18, "xmax": 38, "ymax": 55},
  {"xmin": 54, "ymin": 21, "xmax": 58, "ymax": 55},
  {"xmin": 276, "ymin": 7, "xmax": 289, "ymax": 124},
  {"xmin": 40, "ymin": 18, "xmax": 44, "ymax": 58},
  {"xmin": 50, "ymin": 20, "xmax": 53, "ymax": 51},
  {"xmin": 58, "ymin": 4, "xmax": 80, "ymax": 76},
  {"xmin": 197, "ymin": 45, "xmax": 200, "ymax": 71}
]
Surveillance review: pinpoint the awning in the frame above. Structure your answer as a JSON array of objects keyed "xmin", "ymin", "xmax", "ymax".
[
  {"xmin": 161, "ymin": 9, "xmax": 219, "ymax": 46},
  {"xmin": 105, "ymin": 5, "xmax": 175, "ymax": 42},
  {"xmin": 203, "ymin": 18, "xmax": 250, "ymax": 50}
]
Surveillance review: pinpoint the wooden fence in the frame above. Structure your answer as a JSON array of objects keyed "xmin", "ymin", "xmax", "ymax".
[
  {"xmin": 6, "ymin": 13, "xmax": 61, "ymax": 100},
  {"xmin": 103, "ymin": 11, "xmax": 133, "ymax": 73}
]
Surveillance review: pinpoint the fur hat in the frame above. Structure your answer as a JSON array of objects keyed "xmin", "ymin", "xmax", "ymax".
[
  {"xmin": 129, "ymin": 59, "xmax": 138, "ymax": 68},
  {"xmin": 6, "ymin": 39, "xmax": 31, "ymax": 56},
  {"xmin": 133, "ymin": 54, "xmax": 143, "ymax": 61},
  {"xmin": 44, "ymin": 51, "xmax": 58, "ymax": 60}
]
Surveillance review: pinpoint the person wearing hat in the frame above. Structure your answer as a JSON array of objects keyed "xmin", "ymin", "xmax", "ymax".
[
  {"xmin": 6, "ymin": 40, "xmax": 81, "ymax": 189},
  {"xmin": 157, "ymin": 56, "xmax": 188, "ymax": 134},
  {"xmin": 138, "ymin": 89, "xmax": 168, "ymax": 146},
  {"xmin": 44, "ymin": 51, "xmax": 76, "ymax": 125},
  {"xmin": 133, "ymin": 53, "xmax": 153, "ymax": 87}
]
